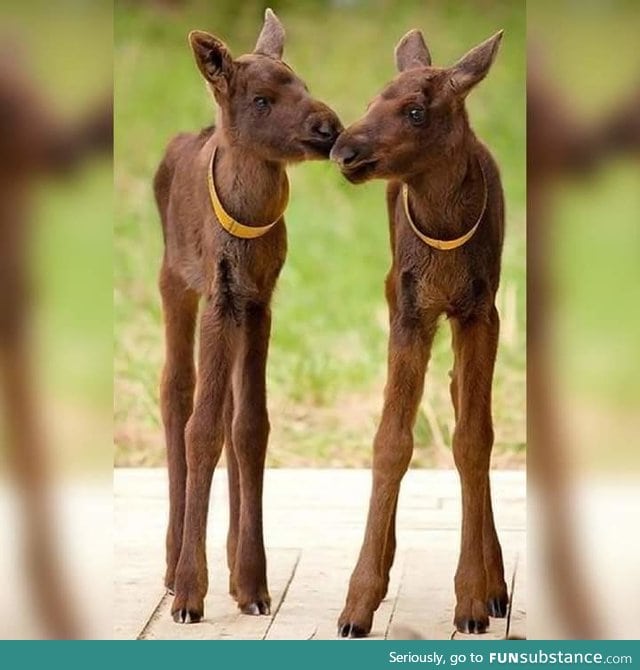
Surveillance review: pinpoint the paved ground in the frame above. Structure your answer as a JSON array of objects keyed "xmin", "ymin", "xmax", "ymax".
[{"xmin": 114, "ymin": 468, "xmax": 525, "ymax": 640}]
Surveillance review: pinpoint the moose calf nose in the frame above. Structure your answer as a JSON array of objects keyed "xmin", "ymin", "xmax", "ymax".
[
  {"xmin": 330, "ymin": 142, "xmax": 360, "ymax": 167},
  {"xmin": 311, "ymin": 119, "xmax": 334, "ymax": 139},
  {"xmin": 310, "ymin": 117, "xmax": 341, "ymax": 145}
]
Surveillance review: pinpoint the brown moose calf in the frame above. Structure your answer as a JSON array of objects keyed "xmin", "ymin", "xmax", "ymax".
[
  {"xmin": 154, "ymin": 9, "xmax": 341, "ymax": 623},
  {"xmin": 331, "ymin": 29, "xmax": 508, "ymax": 636}
]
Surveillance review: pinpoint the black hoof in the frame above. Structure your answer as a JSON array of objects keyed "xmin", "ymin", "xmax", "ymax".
[
  {"xmin": 338, "ymin": 623, "xmax": 368, "ymax": 638},
  {"xmin": 172, "ymin": 608, "xmax": 202, "ymax": 624},
  {"xmin": 487, "ymin": 595, "xmax": 509, "ymax": 618},
  {"xmin": 240, "ymin": 600, "xmax": 271, "ymax": 616},
  {"xmin": 456, "ymin": 618, "xmax": 488, "ymax": 634}
]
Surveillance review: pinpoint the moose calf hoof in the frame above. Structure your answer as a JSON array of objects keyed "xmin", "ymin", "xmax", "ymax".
[
  {"xmin": 337, "ymin": 607, "xmax": 373, "ymax": 638},
  {"xmin": 338, "ymin": 622, "xmax": 369, "ymax": 638},
  {"xmin": 487, "ymin": 593, "xmax": 509, "ymax": 618},
  {"xmin": 239, "ymin": 599, "xmax": 271, "ymax": 616},
  {"xmin": 455, "ymin": 617, "xmax": 488, "ymax": 634},
  {"xmin": 454, "ymin": 598, "xmax": 489, "ymax": 634},
  {"xmin": 171, "ymin": 592, "xmax": 204, "ymax": 624},
  {"xmin": 172, "ymin": 607, "xmax": 202, "ymax": 624}
]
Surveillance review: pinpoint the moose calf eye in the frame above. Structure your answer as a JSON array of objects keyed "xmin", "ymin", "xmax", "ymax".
[
  {"xmin": 254, "ymin": 96, "xmax": 270, "ymax": 111},
  {"xmin": 408, "ymin": 107, "xmax": 425, "ymax": 125}
]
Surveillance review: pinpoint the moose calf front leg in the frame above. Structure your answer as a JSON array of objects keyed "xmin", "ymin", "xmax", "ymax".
[
  {"xmin": 483, "ymin": 475, "xmax": 509, "ymax": 617},
  {"xmin": 451, "ymin": 306, "xmax": 506, "ymax": 634},
  {"xmin": 231, "ymin": 303, "xmax": 272, "ymax": 615},
  {"xmin": 159, "ymin": 264, "xmax": 198, "ymax": 592},
  {"xmin": 450, "ymin": 347, "xmax": 508, "ymax": 620},
  {"xmin": 339, "ymin": 313, "xmax": 435, "ymax": 637},
  {"xmin": 172, "ymin": 303, "xmax": 236, "ymax": 623}
]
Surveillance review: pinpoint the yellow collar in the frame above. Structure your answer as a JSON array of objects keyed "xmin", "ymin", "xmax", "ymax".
[
  {"xmin": 401, "ymin": 160, "xmax": 487, "ymax": 251},
  {"xmin": 207, "ymin": 146, "xmax": 289, "ymax": 239}
]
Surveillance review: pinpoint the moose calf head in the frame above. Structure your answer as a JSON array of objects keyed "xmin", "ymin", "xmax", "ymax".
[
  {"xmin": 189, "ymin": 9, "xmax": 342, "ymax": 162},
  {"xmin": 331, "ymin": 30, "xmax": 503, "ymax": 183}
]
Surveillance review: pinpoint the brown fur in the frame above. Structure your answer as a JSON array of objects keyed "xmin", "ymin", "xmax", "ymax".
[
  {"xmin": 330, "ymin": 29, "xmax": 508, "ymax": 636},
  {"xmin": 154, "ymin": 10, "xmax": 342, "ymax": 623}
]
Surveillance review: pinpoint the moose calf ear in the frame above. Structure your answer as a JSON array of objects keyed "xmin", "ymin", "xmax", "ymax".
[
  {"xmin": 395, "ymin": 29, "xmax": 432, "ymax": 72},
  {"xmin": 254, "ymin": 8, "xmax": 285, "ymax": 60},
  {"xmin": 449, "ymin": 30, "xmax": 503, "ymax": 96},
  {"xmin": 189, "ymin": 30, "xmax": 234, "ymax": 92}
]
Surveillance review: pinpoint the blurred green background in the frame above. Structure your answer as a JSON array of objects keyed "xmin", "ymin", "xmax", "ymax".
[
  {"xmin": 528, "ymin": 0, "xmax": 640, "ymax": 471},
  {"xmin": 0, "ymin": 2, "xmax": 112, "ymax": 475},
  {"xmin": 114, "ymin": 0, "xmax": 525, "ymax": 467}
]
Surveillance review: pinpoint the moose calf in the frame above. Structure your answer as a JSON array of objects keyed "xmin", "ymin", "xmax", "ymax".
[
  {"xmin": 154, "ymin": 9, "xmax": 341, "ymax": 623},
  {"xmin": 331, "ymin": 29, "xmax": 508, "ymax": 636}
]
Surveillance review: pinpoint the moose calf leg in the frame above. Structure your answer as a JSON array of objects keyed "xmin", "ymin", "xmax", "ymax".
[
  {"xmin": 232, "ymin": 304, "xmax": 272, "ymax": 615},
  {"xmin": 224, "ymin": 396, "xmax": 240, "ymax": 599},
  {"xmin": 159, "ymin": 264, "xmax": 198, "ymax": 591},
  {"xmin": 451, "ymin": 350, "xmax": 508, "ymax": 619},
  {"xmin": 451, "ymin": 306, "xmax": 505, "ymax": 633},
  {"xmin": 483, "ymin": 476, "xmax": 509, "ymax": 617},
  {"xmin": 380, "ymin": 496, "xmax": 399, "ymax": 600},
  {"xmin": 172, "ymin": 303, "xmax": 236, "ymax": 623},
  {"xmin": 338, "ymin": 314, "xmax": 435, "ymax": 637}
]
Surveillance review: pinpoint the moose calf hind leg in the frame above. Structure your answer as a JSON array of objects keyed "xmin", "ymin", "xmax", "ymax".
[{"xmin": 224, "ymin": 396, "xmax": 240, "ymax": 600}]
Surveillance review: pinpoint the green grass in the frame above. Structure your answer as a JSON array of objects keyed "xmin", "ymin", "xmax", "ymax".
[{"xmin": 114, "ymin": 0, "xmax": 525, "ymax": 467}]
